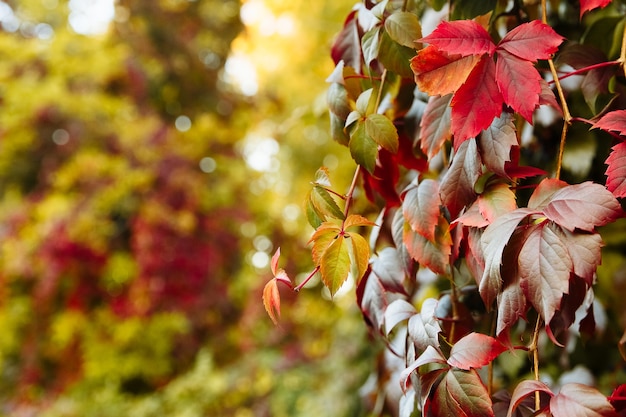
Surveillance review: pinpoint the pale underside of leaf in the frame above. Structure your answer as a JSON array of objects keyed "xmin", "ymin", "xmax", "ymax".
[
  {"xmin": 478, "ymin": 112, "xmax": 518, "ymax": 178},
  {"xmin": 420, "ymin": 94, "xmax": 453, "ymax": 159}
]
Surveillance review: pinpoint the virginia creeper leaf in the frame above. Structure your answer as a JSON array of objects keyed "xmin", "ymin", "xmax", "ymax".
[
  {"xmin": 408, "ymin": 298, "xmax": 442, "ymax": 350},
  {"xmin": 385, "ymin": 299, "xmax": 417, "ymax": 335},
  {"xmin": 507, "ymin": 380, "xmax": 553, "ymax": 417},
  {"xmin": 378, "ymin": 30, "xmax": 416, "ymax": 77},
  {"xmin": 365, "ymin": 113, "xmax": 399, "ymax": 153},
  {"xmin": 440, "ymin": 138, "xmax": 481, "ymax": 218},
  {"xmin": 580, "ymin": 0, "xmax": 612, "ymax": 18},
  {"xmin": 451, "ymin": 56, "xmax": 504, "ymax": 146},
  {"xmin": 497, "ymin": 274, "xmax": 527, "ymax": 337},
  {"xmin": 270, "ymin": 247, "xmax": 292, "ymax": 285},
  {"xmin": 310, "ymin": 185, "xmax": 346, "ymax": 221},
  {"xmin": 362, "ymin": 27, "xmax": 381, "ymax": 67},
  {"xmin": 349, "ymin": 119, "xmax": 378, "ymax": 173},
  {"xmin": 344, "ymin": 214, "xmax": 377, "ymax": 230},
  {"xmin": 313, "ymin": 166, "xmax": 333, "ymax": 187},
  {"xmin": 411, "ymin": 45, "xmax": 481, "ymax": 96},
  {"xmin": 419, "ymin": 20, "xmax": 496, "ymax": 57},
  {"xmin": 384, "ymin": 11, "xmax": 422, "ymax": 48},
  {"xmin": 320, "ymin": 234, "xmax": 351, "ymax": 296},
  {"xmin": 542, "ymin": 181, "xmax": 622, "ymax": 232},
  {"xmin": 262, "ymin": 279, "xmax": 281, "ymax": 325},
  {"xmin": 310, "ymin": 224, "xmax": 341, "ymax": 265},
  {"xmin": 420, "ymin": 94, "xmax": 453, "ymax": 159},
  {"xmin": 497, "ymin": 20, "xmax": 564, "ymax": 62},
  {"xmin": 477, "ymin": 183, "xmax": 518, "ymax": 224},
  {"xmin": 519, "ymin": 222, "xmax": 573, "ymax": 324},
  {"xmin": 331, "ymin": 9, "xmax": 362, "ymax": 70},
  {"xmin": 327, "ymin": 82, "xmax": 351, "ymax": 120},
  {"xmin": 400, "ymin": 345, "xmax": 448, "ymax": 392},
  {"xmin": 402, "ymin": 179, "xmax": 441, "ymax": 241},
  {"xmin": 478, "ymin": 113, "xmax": 518, "ymax": 178},
  {"xmin": 605, "ymin": 142, "xmax": 626, "ymax": 198},
  {"xmin": 480, "ymin": 208, "xmax": 537, "ymax": 308},
  {"xmin": 528, "ymin": 178, "xmax": 568, "ymax": 210},
  {"xmin": 447, "ymin": 332, "xmax": 507, "ymax": 370},
  {"xmin": 432, "ymin": 368, "xmax": 495, "ymax": 417},
  {"xmin": 356, "ymin": 88, "xmax": 376, "ymax": 116},
  {"xmin": 594, "ymin": 110, "xmax": 626, "ymax": 136},
  {"xmin": 550, "ymin": 383, "xmax": 617, "ymax": 417},
  {"xmin": 347, "ymin": 231, "xmax": 370, "ymax": 284},
  {"xmin": 558, "ymin": 227, "xmax": 603, "ymax": 285},
  {"xmin": 495, "ymin": 50, "xmax": 542, "ymax": 122},
  {"xmin": 403, "ymin": 215, "xmax": 452, "ymax": 275}
]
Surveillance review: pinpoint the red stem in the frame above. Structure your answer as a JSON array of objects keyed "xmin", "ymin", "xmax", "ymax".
[
  {"xmin": 294, "ymin": 266, "xmax": 320, "ymax": 292},
  {"xmin": 549, "ymin": 60, "xmax": 620, "ymax": 84}
]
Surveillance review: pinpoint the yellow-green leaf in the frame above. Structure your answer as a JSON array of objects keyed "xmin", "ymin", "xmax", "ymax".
[
  {"xmin": 347, "ymin": 232, "xmax": 370, "ymax": 284},
  {"xmin": 310, "ymin": 185, "xmax": 345, "ymax": 221},
  {"xmin": 310, "ymin": 227, "xmax": 340, "ymax": 265},
  {"xmin": 365, "ymin": 114, "xmax": 399, "ymax": 153},
  {"xmin": 320, "ymin": 234, "xmax": 351, "ymax": 296},
  {"xmin": 349, "ymin": 120, "xmax": 378, "ymax": 173},
  {"xmin": 384, "ymin": 11, "xmax": 422, "ymax": 48},
  {"xmin": 344, "ymin": 214, "xmax": 377, "ymax": 230}
]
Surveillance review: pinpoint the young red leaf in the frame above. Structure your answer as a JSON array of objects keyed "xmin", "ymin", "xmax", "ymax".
[
  {"xmin": 507, "ymin": 380, "xmax": 553, "ymax": 417},
  {"xmin": 331, "ymin": 9, "xmax": 363, "ymax": 69},
  {"xmin": 403, "ymin": 216, "xmax": 452, "ymax": 275},
  {"xmin": 411, "ymin": 45, "xmax": 481, "ymax": 96},
  {"xmin": 479, "ymin": 112, "xmax": 518, "ymax": 178},
  {"xmin": 580, "ymin": 0, "xmax": 612, "ymax": 18},
  {"xmin": 495, "ymin": 50, "xmax": 542, "ymax": 122},
  {"xmin": 480, "ymin": 208, "xmax": 537, "ymax": 308},
  {"xmin": 419, "ymin": 20, "xmax": 496, "ymax": 57},
  {"xmin": 605, "ymin": 142, "xmax": 626, "ymax": 198},
  {"xmin": 497, "ymin": 20, "xmax": 564, "ymax": 62},
  {"xmin": 550, "ymin": 383, "xmax": 618, "ymax": 417},
  {"xmin": 263, "ymin": 279, "xmax": 282, "ymax": 325},
  {"xmin": 519, "ymin": 222, "xmax": 573, "ymax": 324},
  {"xmin": 440, "ymin": 138, "xmax": 482, "ymax": 218},
  {"xmin": 402, "ymin": 179, "xmax": 441, "ymax": 241},
  {"xmin": 447, "ymin": 332, "xmax": 507, "ymax": 370},
  {"xmin": 594, "ymin": 110, "xmax": 626, "ymax": 136},
  {"xmin": 320, "ymin": 234, "xmax": 351, "ymax": 296},
  {"xmin": 542, "ymin": 181, "xmax": 623, "ymax": 232},
  {"xmin": 432, "ymin": 368, "xmax": 495, "ymax": 417},
  {"xmin": 451, "ymin": 57, "xmax": 504, "ymax": 146},
  {"xmin": 420, "ymin": 94, "xmax": 453, "ymax": 159}
]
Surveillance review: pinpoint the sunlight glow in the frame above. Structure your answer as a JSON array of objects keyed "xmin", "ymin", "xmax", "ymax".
[
  {"xmin": 68, "ymin": 0, "xmax": 115, "ymax": 36},
  {"xmin": 242, "ymin": 136, "xmax": 280, "ymax": 172}
]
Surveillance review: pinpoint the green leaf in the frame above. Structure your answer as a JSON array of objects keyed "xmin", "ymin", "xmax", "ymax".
[
  {"xmin": 384, "ymin": 11, "xmax": 422, "ymax": 48},
  {"xmin": 327, "ymin": 82, "xmax": 351, "ymax": 119},
  {"xmin": 330, "ymin": 112, "xmax": 350, "ymax": 146},
  {"xmin": 349, "ymin": 120, "xmax": 378, "ymax": 173},
  {"xmin": 310, "ymin": 225, "xmax": 340, "ymax": 265},
  {"xmin": 450, "ymin": 0, "xmax": 497, "ymax": 20},
  {"xmin": 356, "ymin": 88, "xmax": 376, "ymax": 116},
  {"xmin": 310, "ymin": 185, "xmax": 345, "ymax": 221},
  {"xmin": 378, "ymin": 30, "xmax": 416, "ymax": 77},
  {"xmin": 362, "ymin": 27, "xmax": 381, "ymax": 67},
  {"xmin": 320, "ymin": 234, "xmax": 351, "ymax": 296},
  {"xmin": 365, "ymin": 114, "xmax": 399, "ymax": 153},
  {"xmin": 305, "ymin": 196, "xmax": 324, "ymax": 228}
]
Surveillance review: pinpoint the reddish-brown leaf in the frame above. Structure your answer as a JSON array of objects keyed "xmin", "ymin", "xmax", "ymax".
[
  {"xmin": 594, "ymin": 110, "xmax": 626, "ymax": 136},
  {"xmin": 400, "ymin": 345, "xmax": 448, "ymax": 391},
  {"xmin": 402, "ymin": 179, "xmax": 441, "ymax": 241},
  {"xmin": 403, "ymin": 216, "xmax": 452, "ymax": 275},
  {"xmin": 440, "ymin": 138, "xmax": 482, "ymax": 218},
  {"xmin": 331, "ymin": 9, "xmax": 363, "ymax": 69},
  {"xmin": 557, "ymin": 227, "xmax": 603, "ymax": 285},
  {"xmin": 432, "ymin": 368, "xmax": 495, "ymax": 417},
  {"xmin": 420, "ymin": 94, "xmax": 453, "ymax": 159},
  {"xmin": 411, "ymin": 45, "xmax": 481, "ymax": 96},
  {"xmin": 263, "ymin": 279, "xmax": 281, "ymax": 325},
  {"xmin": 495, "ymin": 50, "xmax": 542, "ymax": 122},
  {"xmin": 447, "ymin": 332, "xmax": 507, "ymax": 370},
  {"xmin": 451, "ymin": 57, "xmax": 504, "ymax": 146},
  {"xmin": 542, "ymin": 181, "xmax": 623, "ymax": 232},
  {"xmin": 550, "ymin": 383, "xmax": 618, "ymax": 417},
  {"xmin": 605, "ymin": 142, "xmax": 626, "ymax": 198},
  {"xmin": 519, "ymin": 222, "xmax": 573, "ymax": 324},
  {"xmin": 528, "ymin": 178, "xmax": 568, "ymax": 210},
  {"xmin": 580, "ymin": 0, "xmax": 612, "ymax": 18},
  {"xmin": 479, "ymin": 113, "xmax": 518, "ymax": 178},
  {"xmin": 497, "ymin": 20, "xmax": 564, "ymax": 62},
  {"xmin": 419, "ymin": 20, "xmax": 497, "ymax": 57}
]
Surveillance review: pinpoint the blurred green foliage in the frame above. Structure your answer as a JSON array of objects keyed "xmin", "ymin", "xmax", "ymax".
[{"xmin": 0, "ymin": 0, "xmax": 375, "ymax": 415}]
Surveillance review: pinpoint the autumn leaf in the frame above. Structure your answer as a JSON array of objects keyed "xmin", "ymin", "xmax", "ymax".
[
  {"xmin": 495, "ymin": 50, "xmax": 542, "ymax": 122},
  {"xmin": 411, "ymin": 45, "xmax": 481, "ymax": 96},
  {"xmin": 346, "ymin": 231, "xmax": 370, "ymax": 285},
  {"xmin": 431, "ymin": 369, "xmax": 495, "ymax": 417},
  {"xmin": 403, "ymin": 215, "xmax": 452, "ymax": 275},
  {"xmin": 384, "ymin": 299, "xmax": 417, "ymax": 335},
  {"xmin": 263, "ymin": 248, "xmax": 293, "ymax": 325},
  {"xmin": 400, "ymin": 345, "xmax": 448, "ymax": 391},
  {"xmin": 447, "ymin": 332, "xmax": 506, "ymax": 370},
  {"xmin": 593, "ymin": 109, "xmax": 626, "ymax": 135},
  {"xmin": 580, "ymin": 0, "xmax": 612, "ymax": 18},
  {"xmin": 320, "ymin": 234, "xmax": 351, "ymax": 296},
  {"xmin": 440, "ymin": 138, "xmax": 482, "ymax": 218},
  {"xmin": 478, "ymin": 113, "xmax": 518, "ymax": 178},
  {"xmin": 331, "ymin": 9, "xmax": 362, "ymax": 69},
  {"xmin": 477, "ymin": 183, "xmax": 518, "ymax": 223},
  {"xmin": 527, "ymin": 178, "xmax": 568, "ymax": 210},
  {"xmin": 419, "ymin": 20, "xmax": 496, "ymax": 57},
  {"xmin": 550, "ymin": 383, "xmax": 617, "ymax": 417},
  {"xmin": 343, "ymin": 214, "xmax": 377, "ymax": 230},
  {"xmin": 507, "ymin": 380, "xmax": 553, "ymax": 417},
  {"xmin": 496, "ymin": 20, "xmax": 564, "ymax": 62},
  {"xmin": 605, "ymin": 142, "xmax": 626, "ymax": 198},
  {"xmin": 402, "ymin": 179, "xmax": 441, "ymax": 241},
  {"xmin": 420, "ymin": 94, "xmax": 452, "ymax": 159}
]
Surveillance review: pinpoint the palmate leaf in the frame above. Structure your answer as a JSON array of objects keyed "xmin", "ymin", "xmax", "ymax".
[
  {"xmin": 403, "ymin": 215, "xmax": 452, "ymax": 275},
  {"xmin": 495, "ymin": 50, "xmax": 542, "ymax": 122},
  {"xmin": 580, "ymin": 0, "xmax": 612, "ymax": 18},
  {"xmin": 550, "ymin": 383, "xmax": 617, "ymax": 417},
  {"xmin": 478, "ymin": 113, "xmax": 518, "ymax": 178},
  {"xmin": 420, "ymin": 94, "xmax": 452, "ymax": 159},
  {"xmin": 447, "ymin": 332, "xmax": 506, "ymax": 370},
  {"xmin": 418, "ymin": 20, "xmax": 496, "ymax": 57},
  {"xmin": 402, "ymin": 179, "xmax": 441, "ymax": 241},
  {"xmin": 320, "ymin": 233, "xmax": 351, "ymax": 296},
  {"xmin": 605, "ymin": 142, "xmax": 626, "ymax": 198},
  {"xmin": 431, "ymin": 368, "xmax": 495, "ymax": 417},
  {"xmin": 451, "ymin": 57, "xmax": 503, "ymax": 146},
  {"xmin": 410, "ymin": 45, "xmax": 481, "ymax": 96},
  {"xmin": 594, "ymin": 109, "xmax": 626, "ymax": 135},
  {"xmin": 496, "ymin": 20, "xmax": 564, "ymax": 62}
]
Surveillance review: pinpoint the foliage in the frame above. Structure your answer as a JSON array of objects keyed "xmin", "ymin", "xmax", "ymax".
[{"xmin": 266, "ymin": 0, "xmax": 626, "ymax": 415}]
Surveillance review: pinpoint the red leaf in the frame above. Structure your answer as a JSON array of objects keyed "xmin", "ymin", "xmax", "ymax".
[
  {"xmin": 402, "ymin": 179, "xmax": 441, "ymax": 241},
  {"xmin": 479, "ymin": 113, "xmax": 519, "ymax": 178},
  {"xmin": 608, "ymin": 384, "xmax": 626, "ymax": 414},
  {"xmin": 420, "ymin": 94, "xmax": 453, "ymax": 159},
  {"xmin": 507, "ymin": 380, "xmax": 554, "ymax": 417},
  {"xmin": 528, "ymin": 178, "xmax": 568, "ymax": 210},
  {"xmin": 331, "ymin": 9, "xmax": 363, "ymax": 70},
  {"xmin": 580, "ymin": 0, "xmax": 612, "ymax": 18},
  {"xmin": 411, "ymin": 45, "xmax": 481, "ymax": 96},
  {"xmin": 558, "ymin": 228, "xmax": 603, "ymax": 285},
  {"xmin": 419, "ymin": 20, "xmax": 496, "ymax": 57},
  {"xmin": 451, "ymin": 57, "xmax": 503, "ymax": 146},
  {"xmin": 605, "ymin": 141, "xmax": 626, "ymax": 198},
  {"xmin": 594, "ymin": 110, "xmax": 626, "ymax": 136},
  {"xmin": 543, "ymin": 181, "xmax": 623, "ymax": 232},
  {"xmin": 403, "ymin": 216, "xmax": 452, "ymax": 275},
  {"xmin": 495, "ymin": 50, "xmax": 542, "ymax": 122},
  {"xmin": 432, "ymin": 369, "xmax": 495, "ymax": 417},
  {"xmin": 440, "ymin": 138, "xmax": 481, "ymax": 218},
  {"xmin": 519, "ymin": 222, "xmax": 573, "ymax": 324},
  {"xmin": 550, "ymin": 383, "xmax": 618, "ymax": 417},
  {"xmin": 447, "ymin": 332, "xmax": 507, "ymax": 370},
  {"xmin": 262, "ymin": 279, "xmax": 281, "ymax": 325},
  {"xmin": 497, "ymin": 20, "xmax": 564, "ymax": 62},
  {"xmin": 497, "ymin": 275, "xmax": 528, "ymax": 337},
  {"xmin": 478, "ymin": 183, "xmax": 518, "ymax": 224}
]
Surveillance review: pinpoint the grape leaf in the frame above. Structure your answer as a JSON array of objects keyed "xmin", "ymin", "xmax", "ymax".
[
  {"xmin": 384, "ymin": 11, "xmax": 422, "ymax": 48},
  {"xmin": 507, "ymin": 380, "xmax": 554, "ymax": 417},
  {"xmin": 542, "ymin": 181, "xmax": 623, "ymax": 232},
  {"xmin": 411, "ymin": 45, "xmax": 481, "ymax": 96},
  {"xmin": 440, "ymin": 138, "xmax": 482, "ymax": 218},
  {"xmin": 550, "ymin": 383, "xmax": 617, "ymax": 417},
  {"xmin": 365, "ymin": 113, "xmax": 399, "ymax": 153},
  {"xmin": 451, "ymin": 57, "xmax": 503, "ymax": 146},
  {"xmin": 495, "ymin": 50, "xmax": 541, "ymax": 122},
  {"xmin": 447, "ymin": 332, "xmax": 506, "ymax": 370},
  {"xmin": 580, "ymin": 0, "xmax": 612, "ymax": 18},
  {"xmin": 419, "ymin": 20, "xmax": 496, "ymax": 57},
  {"xmin": 594, "ymin": 109, "xmax": 626, "ymax": 135},
  {"xmin": 497, "ymin": 20, "xmax": 564, "ymax": 62},
  {"xmin": 519, "ymin": 221, "xmax": 573, "ymax": 324},
  {"xmin": 432, "ymin": 368, "xmax": 495, "ymax": 417},
  {"xmin": 605, "ymin": 141, "xmax": 626, "ymax": 198},
  {"xmin": 420, "ymin": 94, "xmax": 453, "ymax": 159},
  {"xmin": 402, "ymin": 179, "xmax": 441, "ymax": 241},
  {"xmin": 320, "ymin": 234, "xmax": 351, "ymax": 296},
  {"xmin": 479, "ymin": 113, "xmax": 518, "ymax": 178}
]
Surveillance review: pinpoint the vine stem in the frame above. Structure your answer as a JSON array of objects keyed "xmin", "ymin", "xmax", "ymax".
[
  {"xmin": 529, "ymin": 315, "xmax": 543, "ymax": 411},
  {"xmin": 541, "ymin": 0, "xmax": 571, "ymax": 180},
  {"xmin": 343, "ymin": 165, "xmax": 361, "ymax": 219}
]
